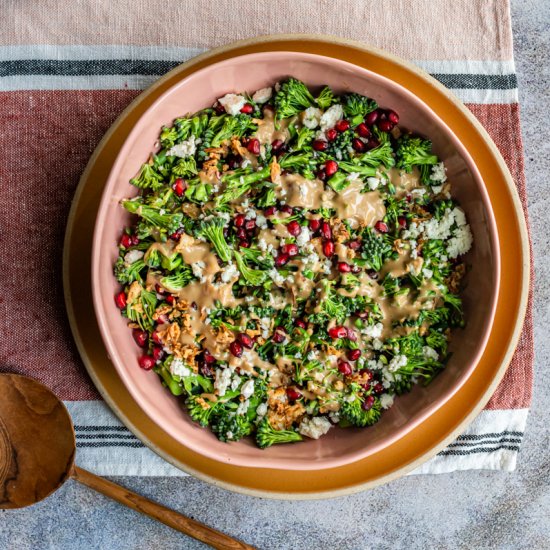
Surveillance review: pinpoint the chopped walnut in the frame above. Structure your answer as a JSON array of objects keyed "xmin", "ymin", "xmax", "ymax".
[
  {"xmin": 446, "ymin": 263, "xmax": 466, "ymax": 294},
  {"xmin": 331, "ymin": 218, "xmax": 350, "ymax": 243},
  {"xmin": 270, "ymin": 157, "xmax": 281, "ymax": 183},
  {"xmin": 215, "ymin": 324, "xmax": 235, "ymax": 345},
  {"xmin": 230, "ymin": 137, "xmax": 248, "ymax": 158},
  {"xmin": 267, "ymin": 387, "xmax": 306, "ymax": 430}
]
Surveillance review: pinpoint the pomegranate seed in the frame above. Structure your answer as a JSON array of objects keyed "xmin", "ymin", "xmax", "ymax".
[
  {"xmin": 294, "ymin": 319, "xmax": 307, "ymax": 329},
  {"xmin": 169, "ymin": 228, "xmax": 184, "ymax": 241},
  {"xmin": 347, "ymin": 349, "xmax": 362, "ymax": 361},
  {"xmin": 132, "ymin": 329, "xmax": 148, "ymax": 348},
  {"xmin": 372, "ymin": 382, "xmax": 384, "ymax": 395},
  {"xmin": 386, "ymin": 110, "xmax": 399, "ymax": 124},
  {"xmin": 165, "ymin": 295, "xmax": 175, "ymax": 305},
  {"xmin": 214, "ymin": 103, "xmax": 225, "ymax": 115},
  {"xmin": 138, "ymin": 355, "xmax": 155, "ymax": 370},
  {"xmin": 271, "ymin": 138, "xmax": 284, "ymax": 152},
  {"xmin": 281, "ymin": 243, "xmax": 299, "ymax": 257},
  {"xmin": 324, "ymin": 159, "xmax": 338, "ymax": 177},
  {"xmin": 323, "ymin": 240, "xmax": 335, "ymax": 257},
  {"xmin": 335, "ymin": 119, "xmax": 350, "ymax": 132},
  {"xmin": 338, "ymin": 262, "xmax": 351, "ymax": 273},
  {"xmin": 286, "ymin": 388, "xmax": 302, "ymax": 401},
  {"xmin": 172, "ymin": 178, "xmax": 186, "ymax": 197},
  {"xmin": 245, "ymin": 219, "xmax": 256, "ymax": 231},
  {"xmin": 316, "ymin": 168, "xmax": 327, "ymax": 181},
  {"xmin": 275, "ymin": 253, "xmax": 290, "ymax": 266},
  {"xmin": 325, "ymin": 128, "xmax": 338, "ymax": 142},
  {"xmin": 115, "ymin": 291, "xmax": 127, "ymax": 309},
  {"xmin": 328, "ymin": 326, "xmax": 347, "ymax": 339},
  {"xmin": 235, "ymin": 213, "xmax": 245, "ymax": 227},
  {"xmin": 338, "ymin": 361, "xmax": 353, "ymax": 376},
  {"xmin": 406, "ymin": 194, "xmax": 412, "ymax": 203},
  {"xmin": 264, "ymin": 206, "xmax": 277, "ymax": 217},
  {"xmin": 240, "ymin": 103, "xmax": 254, "ymax": 114},
  {"xmin": 152, "ymin": 331, "xmax": 163, "ymax": 344},
  {"xmin": 120, "ymin": 234, "xmax": 132, "ymax": 248},
  {"xmin": 362, "ymin": 395, "xmax": 376, "ymax": 411},
  {"xmin": 280, "ymin": 204, "xmax": 294, "ymax": 214},
  {"xmin": 236, "ymin": 227, "xmax": 247, "ymax": 240},
  {"xmin": 229, "ymin": 340, "xmax": 243, "ymax": 358},
  {"xmin": 200, "ymin": 362, "xmax": 215, "ymax": 378},
  {"xmin": 378, "ymin": 119, "xmax": 394, "ymax": 132},
  {"xmin": 239, "ymin": 240, "xmax": 250, "ymax": 248},
  {"xmin": 374, "ymin": 221, "xmax": 389, "ymax": 233},
  {"xmin": 272, "ymin": 328, "xmax": 286, "ymax": 344},
  {"xmin": 247, "ymin": 138, "xmax": 261, "ymax": 155},
  {"xmin": 366, "ymin": 138, "xmax": 380, "ymax": 150},
  {"xmin": 367, "ymin": 270, "xmax": 379, "ymax": 280},
  {"xmin": 203, "ymin": 350, "xmax": 216, "ymax": 363},
  {"xmin": 398, "ymin": 216, "xmax": 407, "ymax": 228},
  {"xmin": 356, "ymin": 123, "xmax": 371, "ymax": 138},
  {"xmin": 309, "ymin": 218, "xmax": 321, "ymax": 232},
  {"xmin": 287, "ymin": 220, "xmax": 302, "ymax": 236},
  {"xmin": 346, "ymin": 328, "xmax": 358, "ymax": 341},
  {"xmin": 321, "ymin": 221, "xmax": 332, "ymax": 239},
  {"xmin": 348, "ymin": 239, "xmax": 362, "ymax": 250},
  {"xmin": 359, "ymin": 368, "xmax": 373, "ymax": 382},
  {"xmin": 312, "ymin": 139, "xmax": 328, "ymax": 151},
  {"xmin": 238, "ymin": 333, "xmax": 254, "ymax": 349},
  {"xmin": 152, "ymin": 346, "xmax": 164, "ymax": 362},
  {"xmin": 365, "ymin": 110, "xmax": 379, "ymax": 125},
  {"xmin": 352, "ymin": 138, "xmax": 365, "ymax": 152}
]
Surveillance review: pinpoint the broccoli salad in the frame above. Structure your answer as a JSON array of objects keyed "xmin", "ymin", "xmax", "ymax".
[{"xmin": 113, "ymin": 78, "xmax": 473, "ymax": 448}]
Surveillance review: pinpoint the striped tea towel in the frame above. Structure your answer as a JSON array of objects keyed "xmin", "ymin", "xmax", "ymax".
[{"xmin": 0, "ymin": 0, "xmax": 532, "ymax": 476}]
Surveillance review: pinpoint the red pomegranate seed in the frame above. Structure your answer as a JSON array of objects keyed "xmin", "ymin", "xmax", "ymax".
[
  {"xmin": 247, "ymin": 138, "xmax": 261, "ymax": 155},
  {"xmin": 338, "ymin": 361, "xmax": 353, "ymax": 376},
  {"xmin": 366, "ymin": 138, "xmax": 380, "ymax": 150},
  {"xmin": 239, "ymin": 240, "xmax": 250, "ymax": 248},
  {"xmin": 372, "ymin": 382, "xmax": 384, "ymax": 395},
  {"xmin": 132, "ymin": 329, "xmax": 148, "ymax": 348},
  {"xmin": 378, "ymin": 119, "xmax": 393, "ymax": 132},
  {"xmin": 335, "ymin": 119, "xmax": 350, "ymax": 132},
  {"xmin": 245, "ymin": 219, "xmax": 256, "ymax": 231},
  {"xmin": 282, "ymin": 243, "xmax": 299, "ymax": 257},
  {"xmin": 323, "ymin": 240, "xmax": 335, "ymax": 257},
  {"xmin": 272, "ymin": 328, "xmax": 286, "ymax": 344},
  {"xmin": 172, "ymin": 178, "xmax": 186, "ymax": 197},
  {"xmin": 115, "ymin": 291, "xmax": 127, "ymax": 309},
  {"xmin": 152, "ymin": 346, "xmax": 164, "ymax": 362},
  {"xmin": 356, "ymin": 123, "xmax": 371, "ymax": 138},
  {"xmin": 264, "ymin": 206, "xmax": 277, "ymax": 217},
  {"xmin": 152, "ymin": 331, "xmax": 163, "ymax": 344},
  {"xmin": 165, "ymin": 295, "xmax": 175, "ymax": 305},
  {"xmin": 352, "ymin": 138, "xmax": 365, "ymax": 152},
  {"xmin": 316, "ymin": 168, "xmax": 327, "ymax": 181},
  {"xmin": 328, "ymin": 326, "xmax": 347, "ymax": 339},
  {"xmin": 203, "ymin": 350, "xmax": 216, "ymax": 363},
  {"xmin": 120, "ymin": 234, "xmax": 133, "ymax": 248},
  {"xmin": 294, "ymin": 319, "xmax": 307, "ymax": 329},
  {"xmin": 214, "ymin": 103, "xmax": 225, "ymax": 115},
  {"xmin": 337, "ymin": 262, "xmax": 351, "ymax": 273},
  {"xmin": 271, "ymin": 138, "xmax": 284, "ymax": 150},
  {"xmin": 286, "ymin": 387, "xmax": 302, "ymax": 401},
  {"xmin": 303, "ymin": 221, "xmax": 319, "ymax": 236},
  {"xmin": 138, "ymin": 355, "xmax": 155, "ymax": 370},
  {"xmin": 321, "ymin": 221, "xmax": 332, "ymax": 239},
  {"xmin": 287, "ymin": 220, "xmax": 302, "ymax": 236},
  {"xmin": 169, "ymin": 228, "xmax": 184, "ymax": 241},
  {"xmin": 348, "ymin": 239, "xmax": 362, "ymax": 250},
  {"xmin": 275, "ymin": 253, "xmax": 290, "ymax": 266},
  {"xmin": 229, "ymin": 340, "xmax": 243, "ymax": 358},
  {"xmin": 325, "ymin": 128, "xmax": 338, "ymax": 142},
  {"xmin": 236, "ymin": 227, "xmax": 247, "ymax": 240},
  {"xmin": 362, "ymin": 395, "xmax": 376, "ymax": 411},
  {"xmin": 365, "ymin": 110, "xmax": 379, "ymax": 125},
  {"xmin": 131, "ymin": 234, "xmax": 140, "ymax": 246},
  {"xmin": 386, "ymin": 110, "xmax": 399, "ymax": 124},
  {"xmin": 280, "ymin": 204, "xmax": 294, "ymax": 214},
  {"xmin": 238, "ymin": 333, "xmax": 254, "ymax": 349},
  {"xmin": 346, "ymin": 328, "xmax": 358, "ymax": 341},
  {"xmin": 398, "ymin": 216, "xmax": 407, "ymax": 228},
  {"xmin": 325, "ymin": 159, "xmax": 338, "ymax": 177},
  {"xmin": 312, "ymin": 139, "xmax": 328, "ymax": 151},
  {"xmin": 240, "ymin": 103, "xmax": 254, "ymax": 114},
  {"xmin": 374, "ymin": 220, "xmax": 389, "ymax": 233},
  {"xmin": 235, "ymin": 213, "xmax": 245, "ymax": 227},
  {"xmin": 347, "ymin": 349, "xmax": 362, "ymax": 361}
]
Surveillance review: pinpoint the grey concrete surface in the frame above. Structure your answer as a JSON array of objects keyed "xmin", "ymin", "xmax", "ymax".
[{"xmin": 2, "ymin": 2, "xmax": 549, "ymax": 549}]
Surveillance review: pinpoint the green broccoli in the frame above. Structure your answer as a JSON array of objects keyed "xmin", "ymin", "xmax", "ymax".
[
  {"xmin": 171, "ymin": 157, "xmax": 198, "ymax": 179},
  {"xmin": 211, "ymin": 114, "xmax": 256, "ymax": 147},
  {"xmin": 355, "ymin": 140, "xmax": 395, "ymax": 169},
  {"xmin": 234, "ymin": 251, "xmax": 267, "ymax": 286},
  {"xmin": 395, "ymin": 135, "xmax": 438, "ymax": 180},
  {"xmin": 294, "ymin": 126, "xmax": 315, "ymax": 149},
  {"xmin": 216, "ymin": 166, "xmax": 271, "ymax": 206},
  {"xmin": 114, "ymin": 255, "xmax": 146, "ymax": 285},
  {"xmin": 255, "ymin": 418, "xmax": 303, "ymax": 448},
  {"xmin": 125, "ymin": 287, "xmax": 157, "ymax": 331},
  {"xmin": 154, "ymin": 363, "xmax": 185, "ymax": 396},
  {"xmin": 186, "ymin": 395, "xmax": 221, "ymax": 427},
  {"xmin": 320, "ymin": 280, "xmax": 347, "ymax": 324},
  {"xmin": 212, "ymin": 412, "xmax": 254, "ymax": 442},
  {"xmin": 361, "ymin": 228, "xmax": 392, "ymax": 271},
  {"xmin": 255, "ymin": 186, "xmax": 277, "ymax": 208},
  {"xmin": 393, "ymin": 357, "xmax": 444, "ymax": 394},
  {"xmin": 184, "ymin": 178, "xmax": 212, "ymax": 204},
  {"xmin": 197, "ymin": 218, "xmax": 233, "ymax": 263},
  {"xmin": 339, "ymin": 393, "xmax": 382, "ymax": 427},
  {"xmin": 341, "ymin": 93, "xmax": 378, "ymax": 126},
  {"xmin": 315, "ymin": 85, "xmax": 335, "ymax": 109},
  {"xmin": 274, "ymin": 78, "xmax": 316, "ymax": 119},
  {"xmin": 122, "ymin": 198, "xmax": 183, "ymax": 234},
  {"xmin": 160, "ymin": 267, "xmax": 194, "ymax": 292},
  {"xmin": 130, "ymin": 162, "xmax": 164, "ymax": 190}
]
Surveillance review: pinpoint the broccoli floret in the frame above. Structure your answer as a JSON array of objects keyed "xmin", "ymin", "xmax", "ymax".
[
  {"xmin": 395, "ymin": 135, "xmax": 438, "ymax": 180},
  {"xmin": 255, "ymin": 418, "xmax": 303, "ymax": 449},
  {"xmin": 210, "ymin": 114, "xmax": 256, "ymax": 147},
  {"xmin": 315, "ymin": 86, "xmax": 335, "ymax": 109},
  {"xmin": 426, "ymin": 329, "xmax": 448, "ymax": 356},
  {"xmin": 130, "ymin": 162, "xmax": 164, "ymax": 190},
  {"xmin": 125, "ymin": 287, "xmax": 157, "ymax": 331},
  {"xmin": 339, "ymin": 394, "xmax": 382, "ymax": 427},
  {"xmin": 320, "ymin": 280, "xmax": 347, "ymax": 324},
  {"xmin": 361, "ymin": 228, "xmax": 392, "ymax": 271},
  {"xmin": 326, "ymin": 128, "xmax": 354, "ymax": 162},
  {"xmin": 186, "ymin": 395, "xmax": 221, "ymax": 427},
  {"xmin": 216, "ymin": 166, "xmax": 271, "ymax": 206},
  {"xmin": 255, "ymin": 186, "xmax": 277, "ymax": 208},
  {"xmin": 114, "ymin": 255, "xmax": 146, "ymax": 285},
  {"xmin": 393, "ymin": 357, "xmax": 444, "ymax": 394},
  {"xmin": 234, "ymin": 251, "xmax": 267, "ymax": 286},
  {"xmin": 211, "ymin": 412, "xmax": 254, "ymax": 442},
  {"xmin": 294, "ymin": 126, "xmax": 315, "ymax": 150},
  {"xmin": 355, "ymin": 140, "xmax": 395, "ymax": 169},
  {"xmin": 154, "ymin": 363, "xmax": 185, "ymax": 396},
  {"xmin": 341, "ymin": 93, "xmax": 378, "ymax": 126},
  {"xmin": 279, "ymin": 151, "xmax": 316, "ymax": 179},
  {"xmin": 197, "ymin": 218, "xmax": 232, "ymax": 263},
  {"xmin": 160, "ymin": 267, "xmax": 194, "ymax": 292},
  {"xmin": 184, "ymin": 178, "xmax": 212, "ymax": 204},
  {"xmin": 122, "ymin": 199, "xmax": 183, "ymax": 234},
  {"xmin": 171, "ymin": 157, "xmax": 198, "ymax": 179},
  {"xmin": 160, "ymin": 126, "xmax": 179, "ymax": 149},
  {"xmin": 274, "ymin": 78, "xmax": 316, "ymax": 119}
]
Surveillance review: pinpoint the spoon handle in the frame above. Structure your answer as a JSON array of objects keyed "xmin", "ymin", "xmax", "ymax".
[{"xmin": 72, "ymin": 466, "xmax": 255, "ymax": 550}]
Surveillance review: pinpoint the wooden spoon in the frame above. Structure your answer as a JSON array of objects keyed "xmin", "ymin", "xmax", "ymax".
[{"xmin": 0, "ymin": 373, "xmax": 254, "ymax": 550}]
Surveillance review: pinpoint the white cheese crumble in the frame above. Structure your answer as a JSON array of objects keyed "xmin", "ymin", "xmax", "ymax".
[
  {"xmin": 296, "ymin": 226, "xmax": 311, "ymax": 246},
  {"xmin": 252, "ymin": 87, "xmax": 272, "ymax": 104},
  {"xmin": 423, "ymin": 346, "xmax": 439, "ymax": 361},
  {"xmin": 380, "ymin": 393, "xmax": 394, "ymax": 409},
  {"xmin": 191, "ymin": 260, "xmax": 206, "ymax": 280},
  {"xmin": 302, "ymin": 107, "xmax": 322, "ymax": 129},
  {"xmin": 431, "ymin": 161, "xmax": 447, "ymax": 183},
  {"xmin": 363, "ymin": 322, "xmax": 383, "ymax": 339},
  {"xmin": 388, "ymin": 354, "xmax": 408, "ymax": 372},
  {"xmin": 170, "ymin": 358, "xmax": 191, "ymax": 378},
  {"xmin": 255, "ymin": 213, "xmax": 268, "ymax": 229},
  {"xmin": 447, "ymin": 224, "xmax": 473, "ymax": 259},
  {"xmin": 240, "ymin": 379, "xmax": 255, "ymax": 399},
  {"xmin": 236, "ymin": 399, "xmax": 250, "ymax": 415},
  {"xmin": 320, "ymin": 104, "xmax": 343, "ymax": 130},
  {"xmin": 124, "ymin": 249, "xmax": 144, "ymax": 266},
  {"xmin": 298, "ymin": 416, "xmax": 332, "ymax": 439},
  {"xmin": 166, "ymin": 135, "xmax": 197, "ymax": 158},
  {"xmin": 221, "ymin": 263, "xmax": 239, "ymax": 283},
  {"xmin": 230, "ymin": 374, "xmax": 242, "ymax": 391},
  {"xmin": 218, "ymin": 93, "xmax": 246, "ymax": 115},
  {"xmin": 256, "ymin": 402, "xmax": 268, "ymax": 418},
  {"xmin": 372, "ymin": 338, "xmax": 383, "ymax": 351},
  {"xmin": 366, "ymin": 176, "xmax": 381, "ymax": 190},
  {"xmin": 214, "ymin": 368, "xmax": 232, "ymax": 396}
]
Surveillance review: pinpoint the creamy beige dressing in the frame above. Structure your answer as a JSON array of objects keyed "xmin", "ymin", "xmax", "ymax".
[
  {"xmin": 332, "ymin": 181, "xmax": 386, "ymax": 227},
  {"xmin": 275, "ymin": 173, "xmax": 325, "ymax": 209},
  {"xmin": 254, "ymin": 108, "xmax": 291, "ymax": 145},
  {"xmin": 389, "ymin": 166, "xmax": 421, "ymax": 198}
]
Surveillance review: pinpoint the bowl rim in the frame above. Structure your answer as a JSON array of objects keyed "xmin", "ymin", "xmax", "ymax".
[{"xmin": 91, "ymin": 49, "xmax": 500, "ymax": 470}]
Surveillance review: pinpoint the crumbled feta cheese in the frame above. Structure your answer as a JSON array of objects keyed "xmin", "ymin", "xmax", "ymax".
[
  {"xmin": 221, "ymin": 263, "xmax": 239, "ymax": 283},
  {"xmin": 431, "ymin": 185, "xmax": 443, "ymax": 194},
  {"xmin": 214, "ymin": 367, "xmax": 232, "ymax": 396},
  {"xmin": 323, "ymin": 259, "xmax": 332, "ymax": 274},
  {"xmin": 252, "ymin": 87, "xmax": 272, "ymax": 104},
  {"xmin": 372, "ymin": 338, "xmax": 383, "ymax": 351},
  {"xmin": 431, "ymin": 161, "xmax": 447, "ymax": 183},
  {"xmin": 124, "ymin": 249, "xmax": 144, "ymax": 266},
  {"xmin": 230, "ymin": 373, "xmax": 242, "ymax": 391},
  {"xmin": 302, "ymin": 107, "xmax": 322, "ymax": 129},
  {"xmin": 298, "ymin": 416, "xmax": 332, "ymax": 439},
  {"xmin": 268, "ymin": 268, "xmax": 285, "ymax": 285},
  {"xmin": 170, "ymin": 358, "xmax": 191, "ymax": 378},
  {"xmin": 423, "ymin": 346, "xmax": 439, "ymax": 361},
  {"xmin": 296, "ymin": 226, "xmax": 311, "ymax": 246},
  {"xmin": 320, "ymin": 104, "xmax": 344, "ymax": 130},
  {"xmin": 166, "ymin": 135, "xmax": 197, "ymax": 158},
  {"xmin": 446, "ymin": 224, "xmax": 473, "ymax": 259},
  {"xmin": 380, "ymin": 393, "xmax": 394, "ymax": 409},
  {"xmin": 241, "ymin": 379, "xmax": 255, "ymax": 399},
  {"xmin": 256, "ymin": 402, "xmax": 268, "ymax": 417},
  {"xmin": 218, "ymin": 93, "xmax": 246, "ymax": 115},
  {"xmin": 388, "ymin": 354, "xmax": 408, "ymax": 372},
  {"xmin": 363, "ymin": 322, "xmax": 383, "ymax": 338},
  {"xmin": 245, "ymin": 208, "xmax": 257, "ymax": 220},
  {"xmin": 191, "ymin": 260, "xmax": 206, "ymax": 280},
  {"xmin": 236, "ymin": 399, "xmax": 250, "ymax": 415},
  {"xmin": 367, "ymin": 176, "xmax": 381, "ymax": 190},
  {"xmin": 422, "ymin": 268, "xmax": 433, "ymax": 279},
  {"xmin": 241, "ymin": 159, "xmax": 251, "ymax": 169},
  {"xmin": 255, "ymin": 213, "xmax": 268, "ymax": 229}
]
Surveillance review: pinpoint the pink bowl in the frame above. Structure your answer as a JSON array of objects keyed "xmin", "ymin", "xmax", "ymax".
[{"xmin": 92, "ymin": 51, "xmax": 500, "ymax": 470}]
